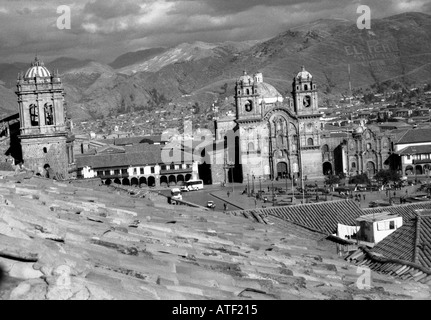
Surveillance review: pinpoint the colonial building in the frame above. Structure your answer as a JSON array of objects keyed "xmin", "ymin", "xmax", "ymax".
[
  {"xmin": 75, "ymin": 143, "xmax": 199, "ymax": 187},
  {"xmin": 394, "ymin": 128, "xmax": 431, "ymax": 176},
  {"xmin": 320, "ymin": 125, "xmax": 395, "ymax": 177},
  {"xmin": 15, "ymin": 57, "xmax": 74, "ymax": 176},
  {"xmin": 214, "ymin": 67, "xmax": 323, "ymax": 184}
]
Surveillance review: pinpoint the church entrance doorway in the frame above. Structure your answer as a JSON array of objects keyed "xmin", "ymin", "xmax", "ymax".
[
  {"xmin": 323, "ymin": 162, "xmax": 333, "ymax": 175},
  {"xmin": 366, "ymin": 161, "xmax": 376, "ymax": 177},
  {"xmin": 277, "ymin": 162, "xmax": 288, "ymax": 179}
]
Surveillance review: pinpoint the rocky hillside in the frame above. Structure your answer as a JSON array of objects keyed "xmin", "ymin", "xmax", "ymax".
[{"xmin": 0, "ymin": 175, "xmax": 430, "ymax": 300}]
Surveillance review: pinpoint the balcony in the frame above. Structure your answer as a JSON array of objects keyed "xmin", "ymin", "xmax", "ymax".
[
  {"xmin": 160, "ymin": 168, "xmax": 193, "ymax": 175},
  {"xmin": 97, "ymin": 173, "xmax": 129, "ymax": 179},
  {"xmin": 413, "ymin": 159, "xmax": 431, "ymax": 165}
]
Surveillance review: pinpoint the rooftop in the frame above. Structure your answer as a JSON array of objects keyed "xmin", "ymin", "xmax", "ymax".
[
  {"xmin": 397, "ymin": 128, "xmax": 431, "ymax": 144},
  {"xmin": 2, "ymin": 176, "xmax": 430, "ymax": 299},
  {"xmin": 356, "ymin": 212, "xmax": 400, "ymax": 222}
]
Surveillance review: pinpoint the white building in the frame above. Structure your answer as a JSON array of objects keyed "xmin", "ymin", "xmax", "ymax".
[{"xmin": 356, "ymin": 212, "xmax": 403, "ymax": 244}]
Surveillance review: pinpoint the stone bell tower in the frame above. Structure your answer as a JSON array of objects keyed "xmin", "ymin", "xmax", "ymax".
[{"xmin": 16, "ymin": 56, "xmax": 74, "ymax": 177}]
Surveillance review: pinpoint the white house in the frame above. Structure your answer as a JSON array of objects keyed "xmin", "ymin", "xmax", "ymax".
[{"xmin": 356, "ymin": 212, "xmax": 403, "ymax": 244}]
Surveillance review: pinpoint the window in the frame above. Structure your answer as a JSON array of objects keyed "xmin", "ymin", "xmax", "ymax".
[
  {"xmin": 151, "ymin": 167, "xmax": 155, "ymax": 174},
  {"xmin": 389, "ymin": 221, "xmax": 395, "ymax": 230},
  {"xmin": 245, "ymin": 100, "xmax": 253, "ymax": 112},
  {"xmin": 367, "ymin": 143, "xmax": 372, "ymax": 150},
  {"xmin": 322, "ymin": 145, "xmax": 329, "ymax": 153},
  {"xmin": 246, "ymin": 89, "xmax": 250, "ymax": 95},
  {"xmin": 161, "ymin": 165, "xmax": 167, "ymax": 171},
  {"xmin": 104, "ymin": 170, "xmax": 110, "ymax": 176},
  {"xmin": 114, "ymin": 169, "xmax": 120, "ymax": 175},
  {"xmin": 43, "ymin": 147, "xmax": 47, "ymax": 154},
  {"xmin": 304, "ymin": 84, "xmax": 308, "ymax": 91},
  {"xmin": 44, "ymin": 103, "xmax": 54, "ymax": 125},
  {"xmin": 121, "ymin": 169, "xmax": 127, "ymax": 174},
  {"xmin": 29, "ymin": 104, "xmax": 39, "ymax": 126},
  {"xmin": 248, "ymin": 142, "xmax": 255, "ymax": 152},
  {"xmin": 407, "ymin": 155, "xmax": 411, "ymax": 160},
  {"xmin": 133, "ymin": 168, "xmax": 137, "ymax": 174},
  {"xmin": 140, "ymin": 167, "xmax": 144, "ymax": 174},
  {"xmin": 97, "ymin": 171, "xmax": 103, "ymax": 176},
  {"xmin": 307, "ymin": 138, "xmax": 314, "ymax": 146},
  {"xmin": 170, "ymin": 164, "xmax": 175, "ymax": 170}
]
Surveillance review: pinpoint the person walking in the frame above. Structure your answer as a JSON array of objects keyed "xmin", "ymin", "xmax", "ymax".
[
  {"xmin": 227, "ymin": 191, "xmax": 230, "ymax": 198},
  {"xmin": 223, "ymin": 203, "xmax": 228, "ymax": 212}
]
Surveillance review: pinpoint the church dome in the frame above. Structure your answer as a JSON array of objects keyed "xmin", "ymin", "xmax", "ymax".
[
  {"xmin": 296, "ymin": 66, "xmax": 312, "ymax": 81},
  {"xmin": 238, "ymin": 71, "xmax": 254, "ymax": 85},
  {"xmin": 354, "ymin": 126, "xmax": 365, "ymax": 134},
  {"xmin": 24, "ymin": 56, "xmax": 51, "ymax": 79},
  {"xmin": 257, "ymin": 82, "xmax": 283, "ymax": 103}
]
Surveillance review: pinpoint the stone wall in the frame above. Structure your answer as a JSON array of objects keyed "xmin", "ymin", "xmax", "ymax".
[{"xmin": 21, "ymin": 136, "xmax": 68, "ymax": 177}]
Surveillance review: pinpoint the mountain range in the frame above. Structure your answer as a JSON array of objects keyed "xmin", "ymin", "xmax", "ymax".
[{"xmin": 0, "ymin": 12, "xmax": 430, "ymax": 121}]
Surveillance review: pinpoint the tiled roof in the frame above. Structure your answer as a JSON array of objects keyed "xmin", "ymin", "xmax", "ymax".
[
  {"xmin": 347, "ymin": 210, "xmax": 431, "ymax": 283},
  {"xmin": 76, "ymin": 145, "xmax": 164, "ymax": 169},
  {"xmin": 371, "ymin": 219, "xmax": 416, "ymax": 262},
  {"xmin": 363, "ymin": 201, "xmax": 431, "ymax": 222},
  {"xmin": 396, "ymin": 145, "xmax": 431, "ymax": 155},
  {"xmin": 232, "ymin": 200, "xmax": 365, "ymax": 234},
  {"xmin": 96, "ymin": 135, "xmax": 166, "ymax": 146},
  {"xmin": 397, "ymin": 128, "xmax": 431, "ymax": 144},
  {"xmin": 2, "ymin": 177, "xmax": 430, "ymax": 299}
]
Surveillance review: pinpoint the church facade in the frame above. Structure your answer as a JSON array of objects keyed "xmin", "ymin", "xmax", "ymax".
[
  {"xmin": 214, "ymin": 67, "xmax": 323, "ymax": 184},
  {"xmin": 15, "ymin": 57, "xmax": 74, "ymax": 177}
]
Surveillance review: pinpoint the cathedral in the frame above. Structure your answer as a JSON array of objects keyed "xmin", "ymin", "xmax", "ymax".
[
  {"xmin": 15, "ymin": 57, "xmax": 74, "ymax": 176},
  {"xmin": 214, "ymin": 67, "xmax": 323, "ymax": 184}
]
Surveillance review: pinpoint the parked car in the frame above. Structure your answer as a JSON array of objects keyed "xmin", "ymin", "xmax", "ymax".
[
  {"xmin": 207, "ymin": 200, "xmax": 216, "ymax": 209},
  {"xmin": 368, "ymin": 200, "xmax": 391, "ymax": 208}
]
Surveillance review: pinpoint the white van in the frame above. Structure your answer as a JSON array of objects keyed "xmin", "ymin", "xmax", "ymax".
[
  {"xmin": 171, "ymin": 188, "xmax": 182, "ymax": 203},
  {"xmin": 185, "ymin": 179, "xmax": 204, "ymax": 191}
]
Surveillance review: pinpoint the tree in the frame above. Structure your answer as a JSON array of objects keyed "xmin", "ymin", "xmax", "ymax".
[
  {"xmin": 349, "ymin": 173, "xmax": 369, "ymax": 185},
  {"xmin": 374, "ymin": 169, "xmax": 401, "ymax": 186},
  {"xmin": 325, "ymin": 174, "xmax": 340, "ymax": 188}
]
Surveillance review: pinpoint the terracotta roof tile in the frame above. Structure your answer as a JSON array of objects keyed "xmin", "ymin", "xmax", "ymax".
[{"xmin": 233, "ymin": 200, "xmax": 364, "ymax": 234}]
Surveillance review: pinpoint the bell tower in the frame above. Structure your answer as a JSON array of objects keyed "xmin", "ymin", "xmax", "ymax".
[
  {"xmin": 292, "ymin": 66, "xmax": 319, "ymax": 116},
  {"xmin": 16, "ymin": 56, "xmax": 74, "ymax": 177},
  {"xmin": 291, "ymin": 66, "xmax": 322, "ymax": 180},
  {"xmin": 235, "ymin": 71, "xmax": 260, "ymax": 121}
]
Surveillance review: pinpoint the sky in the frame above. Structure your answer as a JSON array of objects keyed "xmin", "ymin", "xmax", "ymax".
[{"xmin": 0, "ymin": 0, "xmax": 430, "ymax": 64}]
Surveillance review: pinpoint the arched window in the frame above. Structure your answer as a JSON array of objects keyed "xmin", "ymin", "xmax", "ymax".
[
  {"xmin": 248, "ymin": 142, "xmax": 255, "ymax": 152},
  {"xmin": 245, "ymin": 100, "xmax": 253, "ymax": 112},
  {"xmin": 367, "ymin": 143, "xmax": 372, "ymax": 150},
  {"xmin": 29, "ymin": 104, "xmax": 39, "ymax": 126},
  {"xmin": 352, "ymin": 162, "xmax": 356, "ymax": 168},
  {"xmin": 44, "ymin": 103, "xmax": 53, "ymax": 125},
  {"xmin": 304, "ymin": 84, "xmax": 308, "ymax": 91},
  {"xmin": 322, "ymin": 144, "xmax": 329, "ymax": 153},
  {"xmin": 307, "ymin": 138, "xmax": 314, "ymax": 146},
  {"xmin": 246, "ymin": 89, "xmax": 250, "ymax": 95},
  {"xmin": 43, "ymin": 147, "xmax": 47, "ymax": 153}
]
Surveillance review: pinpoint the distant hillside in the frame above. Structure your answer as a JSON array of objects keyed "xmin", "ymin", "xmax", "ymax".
[
  {"xmin": 116, "ymin": 40, "xmax": 261, "ymax": 75},
  {"xmin": 0, "ymin": 84, "xmax": 18, "ymax": 118},
  {"xmin": 109, "ymin": 48, "xmax": 168, "ymax": 69}
]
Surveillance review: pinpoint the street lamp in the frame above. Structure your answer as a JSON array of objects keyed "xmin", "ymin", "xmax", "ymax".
[
  {"xmin": 259, "ymin": 176, "xmax": 262, "ymax": 194},
  {"xmin": 247, "ymin": 173, "xmax": 250, "ymax": 197},
  {"xmin": 252, "ymin": 174, "xmax": 255, "ymax": 195}
]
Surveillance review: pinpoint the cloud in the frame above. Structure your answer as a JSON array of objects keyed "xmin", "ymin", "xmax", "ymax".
[
  {"xmin": 83, "ymin": 0, "xmax": 142, "ymax": 20},
  {"xmin": 0, "ymin": 0, "xmax": 429, "ymax": 64}
]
